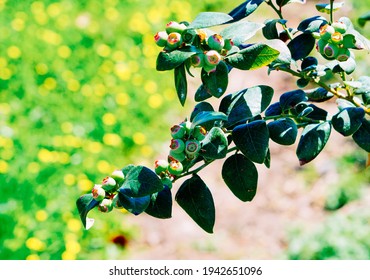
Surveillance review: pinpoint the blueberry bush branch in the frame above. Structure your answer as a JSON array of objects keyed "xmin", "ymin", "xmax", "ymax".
[{"xmin": 77, "ymin": 0, "xmax": 370, "ymax": 233}]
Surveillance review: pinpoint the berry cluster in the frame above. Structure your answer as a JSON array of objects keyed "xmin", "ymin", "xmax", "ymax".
[
  {"xmin": 154, "ymin": 120, "xmax": 207, "ymax": 178},
  {"xmin": 90, "ymin": 170, "xmax": 126, "ymax": 213},
  {"xmin": 315, "ymin": 21, "xmax": 362, "ymax": 61},
  {"xmin": 154, "ymin": 21, "xmax": 235, "ymax": 73}
]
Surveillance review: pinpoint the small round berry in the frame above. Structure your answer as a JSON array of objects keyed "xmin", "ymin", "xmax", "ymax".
[
  {"xmin": 323, "ymin": 43, "xmax": 339, "ymax": 60},
  {"xmin": 98, "ymin": 198, "xmax": 113, "ymax": 213},
  {"xmin": 168, "ymin": 160, "xmax": 183, "ymax": 176},
  {"xmin": 154, "ymin": 159, "xmax": 169, "ymax": 175},
  {"xmin": 196, "ymin": 29, "xmax": 207, "ymax": 43},
  {"xmin": 207, "ymin": 34, "xmax": 225, "ymax": 51},
  {"xmin": 92, "ymin": 184, "xmax": 105, "ymax": 201},
  {"xmin": 223, "ymin": 39, "xmax": 234, "ymax": 51},
  {"xmin": 185, "ymin": 140, "xmax": 201, "ymax": 156},
  {"xmin": 336, "ymin": 48, "xmax": 351, "ymax": 62},
  {"xmin": 169, "ymin": 149, "xmax": 186, "ymax": 162},
  {"xmin": 180, "ymin": 121, "xmax": 192, "ymax": 134},
  {"xmin": 169, "ymin": 138, "xmax": 185, "ymax": 154},
  {"xmin": 166, "ymin": 32, "xmax": 182, "ymax": 50},
  {"xmin": 204, "ymin": 50, "xmax": 221, "ymax": 66},
  {"xmin": 111, "ymin": 170, "xmax": 125, "ymax": 184},
  {"xmin": 319, "ymin": 24, "xmax": 335, "ymax": 41},
  {"xmin": 165, "ymin": 21, "xmax": 187, "ymax": 34},
  {"xmin": 112, "ymin": 194, "xmax": 124, "ymax": 209},
  {"xmin": 193, "ymin": 125, "xmax": 207, "ymax": 141},
  {"xmin": 154, "ymin": 31, "xmax": 168, "ymax": 47},
  {"xmin": 190, "ymin": 53, "xmax": 204, "ymax": 68},
  {"xmin": 102, "ymin": 176, "xmax": 117, "ymax": 192},
  {"xmin": 331, "ymin": 32, "xmax": 343, "ymax": 44},
  {"xmin": 332, "ymin": 21, "xmax": 347, "ymax": 34},
  {"xmin": 170, "ymin": 124, "xmax": 186, "ymax": 139}
]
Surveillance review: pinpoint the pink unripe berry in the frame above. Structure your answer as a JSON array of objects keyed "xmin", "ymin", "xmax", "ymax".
[
  {"xmin": 168, "ymin": 160, "xmax": 183, "ymax": 176},
  {"xmin": 102, "ymin": 176, "xmax": 117, "ymax": 192},
  {"xmin": 207, "ymin": 34, "xmax": 225, "ymax": 51},
  {"xmin": 223, "ymin": 39, "xmax": 234, "ymax": 51},
  {"xmin": 154, "ymin": 159, "xmax": 169, "ymax": 175},
  {"xmin": 320, "ymin": 24, "xmax": 335, "ymax": 41},
  {"xmin": 166, "ymin": 32, "xmax": 182, "ymax": 50},
  {"xmin": 92, "ymin": 184, "xmax": 105, "ymax": 201},
  {"xmin": 165, "ymin": 21, "xmax": 187, "ymax": 34},
  {"xmin": 170, "ymin": 124, "xmax": 186, "ymax": 139},
  {"xmin": 170, "ymin": 138, "xmax": 185, "ymax": 154},
  {"xmin": 98, "ymin": 198, "xmax": 113, "ymax": 213},
  {"xmin": 204, "ymin": 50, "xmax": 221, "ymax": 66},
  {"xmin": 111, "ymin": 170, "xmax": 125, "ymax": 184},
  {"xmin": 154, "ymin": 31, "xmax": 168, "ymax": 47},
  {"xmin": 332, "ymin": 21, "xmax": 347, "ymax": 34}
]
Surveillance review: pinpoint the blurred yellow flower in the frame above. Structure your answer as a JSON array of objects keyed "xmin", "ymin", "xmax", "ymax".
[
  {"xmin": 67, "ymin": 218, "xmax": 82, "ymax": 232},
  {"xmin": 148, "ymin": 94, "xmax": 163, "ymax": 109},
  {"xmin": 96, "ymin": 44, "xmax": 111, "ymax": 58},
  {"xmin": 67, "ymin": 79, "xmax": 81, "ymax": 92},
  {"xmin": 114, "ymin": 63, "xmax": 131, "ymax": 81},
  {"xmin": 61, "ymin": 251, "xmax": 76, "ymax": 260},
  {"xmin": 57, "ymin": 45, "xmax": 72, "ymax": 58},
  {"xmin": 103, "ymin": 133, "xmax": 121, "ymax": 146},
  {"xmin": 26, "ymin": 237, "xmax": 45, "ymax": 251},
  {"xmin": 11, "ymin": 18, "xmax": 25, "ymax": 31},
  {"xmin": 0, "ymin": 68, "xmax": 12, "ymax": 80},
  {"xmin": 97, "ymin": 160, "xmax": 112, "ymax": 174},
  {"xmin": 65, "ymin": 240, "xmax": 81, "ymax": 254},
  {"xmin": 64, "ymin": 174, "xmax": 76, "ymax": 186},
  {"xmin": 141, "ymin": 145, "xmax": 153, "ymax": 157},
  {"xmin": 43, "ymin": 77, "xmax": 57, "ymax": 91},
  {"xmin": 46, "ymin": 2, "xmax": 61, "ymax": 18},
  {"xmin": 35, "ymin": 63, "xmax": 49, "ymax": 75},
  {"xmin": 0, "ymin": 160, "xmax": 8, "ymax": 174},
  {"xmin": 85, "ymin": 141, "xmax": 103, "ymax": 154},
  {"xmin": 133, "ymin": 132, "xmax": 146, "ymax": 145},
  {"xmin": 144, "ymin": 80, "xmax": 157, "ymax": 94},
  {"xmin": 115, "ymin": 92, "xmax": 130, "ymax": 106},
  {"xmin": 102, "ymin": 113, "xmax": 117, "ymax": 126},
  {"xmin": 77, "ymin": 178, "xmax": 93, "ymax": 192},
  {"xmin": 26, "ymin": 254, "xmax": 40, "ymax": 260},
  {"xmin": 105, "ymin": 7, "xmax": 119, "ymax": 21},
  {"xmin": 35, "ymin": 210, "xmax": 48, "ymax": 222},
  {"xmin": 41, "ymin": 29, "xmax": 62, "ymax": 45},
  {"xmin": 128, "ymin": 12, "xmax": 150, "ymax": 34}
]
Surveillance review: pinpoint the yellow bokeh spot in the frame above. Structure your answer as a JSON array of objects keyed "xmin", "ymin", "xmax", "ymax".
[
  {"xmin": 57, "ymin": 45, "xmax": 72, "ymax": 58},
  {"xmin": 64, "ymin": 174, "xmax": 76, "ymax": 186},
  {"xmin": 0, "ymin": 57, "xmax": 7, "ymax": 67},
  {"xmin": 96, "ymin": 44, "xmax": 111, "ymax": 57},
  {"xmin": 103, "ymin": 133, "xmax": 121, "ymax": 146},
  {"xmin": 61, "ymin": 70, "xmax": 74, "ymax": 81},
  {"xmin": 97, "ymin": 160, "xmax": 112, "ymax": 174},
  {"xmin": 1, "ymin": 149, "xmax": 14, "ymax": 160},
  {"xmin": 112, "ymin": 50, "xmax": 126, "ymax": 61},
  {"xmin": 38, "ymin": 148, "xmax": 53, "ymax": 163},
  {"xmin": 0, "ymin": 68, "xmax": 12, "ymax": 80},
  {"xmin": 148, "ymin": 94, "xmax": 163, "ymax": 109},
  {"xmin": 11, "ymin": 18, "xmax": 25, "ymax": 31},
  {"xmin": 62, "ymin": 251, "xmax": 76, "ymax": 260},
  {"xmin": 144, "ymin": 80, "xmax": 157, "ymax": 94},
  {"xmin": 102, "ymin": 112, "xmax": 116, "ymax": 126},
  {"xmin": 116, "ymin": 92, "xmax": 130, "ymax": 106},
  {"xmin": 35, "ymin": 210, "xmax": 48, "ymax": 222},
  {"xmin": 41, "ymin": 29, "xmax": 62, "ymax": 45},
  {"xmin": 7, "ymin": 46, "xmax": 22, "ymax": 59},
  {"xmin": 114, "ymin": 63, "xmax": 131, "ymax": 81},
  {"xmin": 35, "ymin": 63, "xmax": 48, "ymax": 75},
  {"xmin": 27, "ymin": 162, "xmax": 40, "ymax": 174},
  {"xmin": 26, "ymin": 254, "xmax": 40, "ymax": 260},
  {"xmin": 85, "ymin": 141, "xmax": 102, "ymax": 154},
  {"xmin": 58, "ymin": 152, "xmax": 70, "ymax": 164},
  {"xmin": 133, "ymin": 132, "xmax": 146, "ymax": 145},
  {"xmin": 0, "ymin": 160, "xmax": 8, "ymax": 173},
  {"xmin": 81, "ymin": 84, "xmax": 93, "ymax": 97},
  {"xmin": 94, "ymin": 83, "xmax": 106, "ymax": 96},
  {"xmin": 26, "ymin": 237, "xmax": 45, "ymax": 251},
  {"xmin": 128, "ymin": 12, "xmax": 150, "ymax": 34},
  {"xmin": 67, "ymin": 79, "xmax": 81, "ymax": 92},
  {"xmin": 61, "ymin": 122, "xmax": 73, "ymax": 133},
  {"xmin": 141, "ymin": 145, "xmax": 153, "ymax": 157},
  {"xmin": 78, "ymin": 178, "xmax": 93, "ymax": 192},
  {"xmin": 65, "ymin": 240, "xmax": 81, "ymax": 254},
  {"xmin": 43, "ymin": 77, "xmax": 57, "ymax": 91},
  {"xmin": 164, "ymin": 88, "xmax": 176, "ymax": 101},
  {"xmin": 47, "ymin": 2, "xmax": 61, "ymax": 17},
  {"xmin": 67, "ymin": 218, "xmax": 82, "ymax": 232},
  {"xmin": 105, "ymin": 7, "xmax": 119, "ymax": 21}
]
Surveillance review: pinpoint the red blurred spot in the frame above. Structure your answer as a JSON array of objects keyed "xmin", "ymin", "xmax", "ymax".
[{"xmin": 111, "ymin": 234, "xmax": 128, "ymax": 248}]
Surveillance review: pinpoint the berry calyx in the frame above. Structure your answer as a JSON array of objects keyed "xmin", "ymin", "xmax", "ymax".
[
  {"xmin": 207, "ymin": 34, "xmax": 225, "ymax": 51},
  {"xmin": 169, "ymin": 138, "xmax": 185, "ymax": 154},
  {"xmin": 331, "ymin": 32, "xmax": 343, "ymax": 44},
  {"xmin": 102, "ymin": 176, "xmax": 117, "ymax": 192},
  {"xmin": 193, "ymin": 125, "xmax": 207, "ymax": 141},
  {"xmin": 98, "ymin": 198, "xmax": 113, "ymax": 213},
  {"xmin": 185, "ymin": 139, "xmax": 201, "ymax": 156},
  {"xmin": 204, "ymin": 50, "xmax": 221, "ymax": 66},
  {"xmin": 168, "ymin": 160, "xmax": 183, "ymax": 176},
  {"xmin": 190, "ymin": 53, "xmax": 204, "ymax": 68},
  {"xmin": 92, "ymin": 184, "xmax": 105, "ymax": 201},
  {"xmin": 170, "ymin": 124, "xmax": 186, "ymax": 139},
  {"xmin": 166, "ymin": 32, "xmax": 183, "ymax": 50},
  {"xmin": 336, "ymin": 48, "xmax": 351, "ymax": 62},
  {"xmin": 323, "ymin": 43, "xmax": 339, "ymax": 59}
]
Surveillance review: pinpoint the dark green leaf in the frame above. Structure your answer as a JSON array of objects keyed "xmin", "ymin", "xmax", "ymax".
[
  {"xmin": 190, "ymin": 102, "xmax": 214, "ymax": 122},
  {"xmin": 288, "ymin": 33, "xmax": 316, "ymax": 61},
  {"xmin": 280, "ymin": 89, "xmax": 308, "ymax": 111},
  {"xmin": 264, "ymin": 148, "xmax": 271, "ymax": 168},
  {"xmin": 305, "ymin": 87, "xmax": 334, "ymax": 102},
  {"xmin": 200, "ymin": 127, "xmax": 228, "ymax": 160},
  {"xmin": 187, "ymin": 12, "xmax": 233, "ymax": 29},
  {"xmin": 221, "ymin": 21, "xmax": 264, "ymax": 45},
  {"xmin": 296, "ymin": 121, "xmax": 332, "ymax": 165},
  {"xmin": 316, "ymin": 2, "xmax": 344, "ymax": 14},
  {"xmin": 263, "ymin": 19, "xmax": 287, "ymax": 40},
  {"xmin": 145, "ymin": 186, "xmax": 172, "ymax": 219},
  {"xmin": 175, "ymin": 175, "xmax": 215, "ymax": 233},
  {"xmin": 222, "ymin": 154, "xmax": 258, "ymax": 202},
  {"xmin": 305, "ymin": 104, "xmax": 329, "ymax": 121},
  {"xmin": 268, "ymin": 118, "xmax": 298, "ymax": 145},
  {"xmin": 76, "ymin": 194, "xmax": 99, "ymax": 230},
  {"xmin": 352, "ymin": 119, "xmax": 370, "ymax": 152},
  {"xmin": 228, "ymin": 0, "xmax": 265, "ymax": 22},
  {"xmin": 297, "ymin": 16, "xmax": 328, "ymax": 33},
  {"xmin": 264, "ymin": 39, "xmax": 292, "ymax": 67},
  {"xmin": 121, "ymin": 166, "xmax": 163, "ymax": 197},
  {"xmin": 201, "ymin": 61, "xmax": 228, "ymax": 98},
  {"xmin": 195, "ymin": 84, "xmax": 212, "ymax": 102},
  {"xmin": 174, "ymin": 63, "xmax": 187, "ymax": 106},
  {"xmin": 265, "ymin": 102, "xmax": 283, "ymax": 117},
  {"xmin": 118, "ymin": 188, "xmax": 151, "ymax": 216},
  {"xmin": 277, "ymin": 0, "xmax": 306, "ymax": 8},
  {"xmin": 358, "ymin": 12, "xmax": 370, "ymax": 27},
  {"xmin": 225, "ymin": 43, "xmax": 280, "ymax": 70},
  {"xmin": 156, "ymin": 48, "xmax": 196, "ymax": 71},
  {"xmin": 191, "ymin": 111, "xmax": 228, "ymax": 129},
  {"xmin": 339, "ymin": 17, "xmax": 370, "ymax": 50},
  {"xmin": 332, "ymin": 107, "xmax": 365, "ymax": 136},
  {"xmin": 232, "ymin": 120, "xmax": 269, "ymax": 164},
  {"xmin": 301, "ymin": 56, "xmax": 318, "ymax": 72}
]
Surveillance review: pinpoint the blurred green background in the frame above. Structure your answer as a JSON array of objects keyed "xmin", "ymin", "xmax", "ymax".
[{"xmin": 0, "ymin": 0, "xmax": 369, "ymax": 260}]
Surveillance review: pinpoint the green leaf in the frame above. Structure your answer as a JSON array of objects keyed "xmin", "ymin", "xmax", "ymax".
[
  {"xmin": 194, "ymin": 84, "xmax": 212, "ymax": 102},
  {"xmin": 200, "ymin": 127, "xmax": 228, "ymax": 160},
  {"xmin": 263, "ymin": 19, "xmax": 287, "ymax": 40},
  {"xmin": 175, "ymin": 175, "xmax": 215, "ymax": 233},
  {"xmin": 220, "ymin": 85, "xmax": 274, "ymax": 128},
  {"xmin": 264, "ymin": 39, "xmax": 292, "ymax": 67},
  {"xmin": 156, "ymin": 48, "xmax": 196, "ymax": 71},
  {"xmin": 353, "ymin": 76, "xmax": 370, "ymax": 96},
  {"xmin": 358, "ymin": 12, "xmax": 370, "ymax": 27},
  {"xmin": 118, "ymin": 188, "xmax": 151, "ymax": 216},
  {"xmin": 232, "ymin": 120, "xmax": 269, "ymax": 164},
  {"xmin": 331, "ymin": 107, "xmax": 365, "ymax": 136},
  {"xmin": 145, "ymin": 186, "xmax": 172, "ymax": 219},
  {"xmin": 191, "ymin": 111, "xmax": 228, "ymax": 129},
  {"xmin": 225, "ymin": 43, "xmax": 280, "ymax": 70},
  {"xmin": 187, "ymin": 12, "xmax": 233, "ymax": 29},
  {"xmin": 280, "ymin": 89, "xmax": 308, "ymax": 111},
  {"xmin": 305, "ymin": 87, "xmax": 334, "ymax": 102},
  {"xmin": 76, "ymin": 194, "xmax": 99, "ymax": 230},
  {"xmin": 222, "ymin": 154, "xmax": 258, "ymax": 202},
  {"xmin": 268, "ymin": 118, "xmax": 298, "ymax": 145},
  {"xmin": 228, "ymin": 0, "xmax": 265, "ymax": 22},
  {"xmin": 316, "ymin": 2, "xmax": 344, "ymax": 14},
  {"xmin": 305, "ymin": 104, "xmax": 329, "ymax": 121},
  {"xmin": 220, "ymin": 21, "xmax": 264, "ymax": 45},
  {"xmin": 121, "ymin": 166, "xmax": 163, "ymax": 197},
  {"xmin": 352, "ymin": 119, "xmax": 370, "ymax": 152},
  {"xmin": 339, "ymin": 17, "xmax": 370, "ymax": 51},
  {"xmin": 174, "ymin": 63, "xmax": 187, "ymax": 106},
  {"xmin": 265, "ymin": 102, "xmax": 283, "ymax": 117},
  {"xmin": 297, "ymin": 16, "xmax": 328, "ymax": 33},
  {"xmin": 288, "ymin": 33, "xmax": 316, "ymax": 61},
  {"xmin": 296, "ymin": 121, "xmax": 332, "ymax": 165},
  {"xmin": 201, "ymin": 61, "xmax": 228, "ymax": 98},
  {"xmin": 190, "ymin": 102, "xmax": 214, "ymax": 122},
  {"xmin": 277, "ymin": 0, "xmax": 306, "ymax": 8}
]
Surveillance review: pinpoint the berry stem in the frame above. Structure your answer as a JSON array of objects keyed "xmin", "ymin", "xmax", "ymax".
[
  {"xmin": 329, "ymin": 0, "xmax": 335, "ymax": 24},
  {"xmin": 265, "ymin": 0, "xmax": 294, "ymax": 40}
]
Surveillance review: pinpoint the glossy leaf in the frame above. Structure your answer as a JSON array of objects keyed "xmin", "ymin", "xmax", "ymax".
[
  {"xmin": 297, "ymin": 16, "xmax": 327, "ymax": 33},
  {"xmin": 339, "ymin": 17, "xmax": 370, "ymax": 51},
  {"xmin": 305, "ymin": 104, "xmax": 329, "ymax": 121},
  {"xmin": 228, "ymin": 0, "xmax": 265, "ymax": 23},
  {"xmin": 191, "ymin": 111, "xmax": 228, "ymax": 129},
  {"xmin": 200, "ymin": 127, "xmax": 228, "ymax": 160},
  {"xmin": 263, "ymin": 19, "xmax": 287, "ymax": 40},
  {"xmin": 280, "ymin": 89, "xmax": 308, "ymax": 111},
  {"xmin": 277, "ymin": 0, "xmax": 306, "ymax": 8},
  {"xmin": 296, "ymin": 122, "xmax": 332, "ymax": 165},
  {"xmin": 195, "ymin": 84, "xmax": 212, "ymax": 102},
  {"xmin": 190, "ymin": 102, "xmax": 214, "ymax": 122},
  {"xmin": 265, "ymin": 102, "xmax": 283, "ymax": 117},
  {"xmin": 174, "ymin": 63, "xmax": 187, "ymax": 106},
  {"xmin": 156, "ymin": 48, "xmax": 196, "ymax": 71},
  {"xmin": 287, "ymin": 33, "xmax": 316, "ymax": 61},
  {"xmin": 201, "ymin": 61, "xmax": 228, "ymax": 98},
  {"xmin": 121, "ymin": 166, "xmax": 163, "ymax": 198},
  {"xmin": 305, "ymin": 87, "xmax": 334, "ymax": 102},
  {"xmin": 264, "ymin": 39, "xmax": 292, "ymax": 67},
  {"xmin": 221, "ymin": 21, "xmax": 264, "ymax": 45},
  {"xmin": 352, "ymin": 119, "xmax": 370, "ymax": 152},
  {"xmin": 232, "ymin": 120, "xmax": 269, "ymax": 164},
  {"xmin": 331, "ymin": 107, "xmax": 365, "ymax": 136},
  {"xmin": 76, "ymin": 193, "xmax": 99, "ymax": 230},
  {"xmin": 358, "ymin": 12, "xmax": 370, "ymax": 27},
  {"xmin": 225, "ymin": 43, "xmax": 280, "ymax": 70},
  {"xmin": 316, "ymin": 2, "xmax": 344, "ymax": 14},
  {"xmin": 222, "ymin": 154, "xmax": 258, "ymax": 202},
  {"xmin": 145, "ymin": 186, "xmax": 172, "ymax": 219},
  {"xmin": 175, "ymin": 175, "xmax": 215, "ymax": 233},
  {"xmin": 118, "ymin": 188, "xmax": 151, "ymax": 216},
  {"xmin": 187, "ymin": 12, "xmax": 233, "ymax": 29},
  {"xmin": 268, "ymin": 118, "xmax": 298, "ymax": 145}
]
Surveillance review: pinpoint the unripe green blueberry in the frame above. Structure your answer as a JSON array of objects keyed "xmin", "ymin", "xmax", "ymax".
[
  {"xmin": 203, "ymin": 64, "xmax": 217, "ymax": 74},
  {"xmin": 112, "ymin": 194, "xmax": 123, "ymax": 209},
  {"xmin": 111, "ymin": 170, "xmax": 125, "ymax": 184},
  {"xmin": 316, "ymin": 38, "xmax": 326, "ymax": 54},
  {"xmin": 166, "ymin": 32, "xmax": 182, "ymax": 50},
  {"xmin": 193, "ymin": 125, "xmax": 207, "ymax": 141},
  {"xmin": 331, "ymin": 32, "xmax": 343, "ymax": 45},
  {"xmin": 336, "ymin": 47, "xmax": 351, "ymax": 62},
  {"xmin": 207, "ymin": 34, "xmax": 225, "ymax": 51},
  {"xmin": 223, "ymin": 39, "xmax": 234, "ymax": 51},
  {"xmin": 320, "ymin": 24, "xmax": 335, "ymax": 41},
  {"xmin": 204, "ymin": 50, "xmax": 221, "ymax": 67},
  {"xmin": 170, "ymin": 138, "xmax": 185, "ymax": 154},
  {"xmin": 323, "ymin": 43, "xmax": 339, "ymax": 60},
  {"xmin": 182, "ymin": 29, "xmax": 197, "ymax": 44},
  {"xmin": 92, "ymin": 184, "xmax": 105, "ymax": 202},
  {"xmin": 161, "ymin": 176, "xmax": 173, "ymax": 190},
  {"xmin": 190, "ymin": 53, "xmax": 204, "ymax": 68},
  {"xmin": 332, "ymin": 21, "xmax": 347, "ymax": 34},
  {"xmin": 154, "ymin": 31, "xmax": 168, "ymax": 47},
  {"xmin": 185, "ymin": 139, "xmax": 201, "ymax": 157},
  {"xmin": 154, "ymin": 159, "xmax": 169, "ymax": 175},
  {"xmin": 98, "ymin": 198, "xmax": 113, "ymax": 213},
  {"xmin": 168, "ymin": 160, "xmax": 183, "ymax": 176},
  {"xmin": 101, "ymin": 176, "xmax": 117, "ymax": 192},
  {"xmin": 169, "ymin": 149, "xmax": 186, "ymax": 162},
  {"xmin": 165, "ymin": 21, "xmax": 187, "ymax": 34},
  {"xmin": 170, "ymin": 124, "xmax": 186, "ymax": 139}
]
